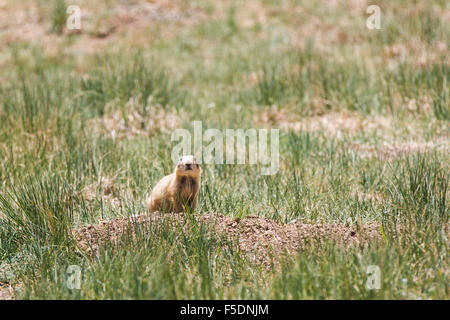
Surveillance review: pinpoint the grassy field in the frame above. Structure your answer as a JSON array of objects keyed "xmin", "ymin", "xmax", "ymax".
[{"xmin": 0, "ymin": 0, "xmax": 448, "ymax": 299}]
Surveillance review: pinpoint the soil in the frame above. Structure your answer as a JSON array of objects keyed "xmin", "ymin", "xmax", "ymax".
[
  {"xmin": 73, "ymin": 213, "xmax": 382, "ymax": 265},
  {"xmin": 0, "ymin": 282, "xmax": 13, "ymax": 300}
]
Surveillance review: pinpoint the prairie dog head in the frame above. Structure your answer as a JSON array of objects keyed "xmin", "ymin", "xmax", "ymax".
[{"xmin": 175, "ymin": 155, "xmax": 201, "ymax": 177}]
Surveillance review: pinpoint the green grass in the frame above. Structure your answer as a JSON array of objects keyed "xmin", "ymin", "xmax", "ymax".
[
  {"xmin": 0, "ymin": 0, "xmax": 448, "ymax": 299},
  {"xmin": 51, "ymin": 0, "xmax": 67, "ymax": 34}
]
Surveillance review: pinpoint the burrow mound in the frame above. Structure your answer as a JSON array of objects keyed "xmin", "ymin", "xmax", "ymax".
[{"xmin": 73, "ymin": 213, "xmax": 382, "ymax": 264}]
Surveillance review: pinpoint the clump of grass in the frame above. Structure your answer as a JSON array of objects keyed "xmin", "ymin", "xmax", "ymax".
[
  {"xmin": 385, "ymin": 153, "xmax": 448, "ymax": 231},
  {"xmin": 433, "ymin": 77, "xmax": 449, "ymax": 120},
  {"xmin": 0, "ymin": 177, "xmax": 77, "ymax": 258},
  {"xmin": 51, "ymin": 0, "xmax": 67, "ymax": 34},
  {"xmin": 79, "ymin": 54, "xmax": 183, "ymax": 117}
]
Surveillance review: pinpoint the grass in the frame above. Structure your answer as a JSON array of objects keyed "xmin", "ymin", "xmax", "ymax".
[
  {"xmin": 0, "ymin": 0, "xmax": 448, "ymax": 299},
  {"xmin": 51, "ymin": 0, "xmax": 67, "ymax": 35}
]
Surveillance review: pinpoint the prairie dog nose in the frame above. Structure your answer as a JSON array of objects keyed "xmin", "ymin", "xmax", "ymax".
[{"xmin": 185, "ymin": 163, "xmax": 192, "ymax": 170}]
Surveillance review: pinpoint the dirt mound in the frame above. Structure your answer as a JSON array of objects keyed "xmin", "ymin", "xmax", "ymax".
[{"xmin": 73, "ymin": 213, "xmax": 381, "ymax": 265}]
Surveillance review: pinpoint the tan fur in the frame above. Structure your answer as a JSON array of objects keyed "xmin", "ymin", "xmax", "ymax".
[{"xmin": 146, "ymin": 155, "xmax": 201, "ymax": 213}]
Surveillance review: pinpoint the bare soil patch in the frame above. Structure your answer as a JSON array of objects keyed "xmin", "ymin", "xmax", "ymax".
[
  {"xmin": 255, "ymin": 109, "xmax": 394, "ymax": 137},
  {"xmin": 73, "ymin": 213, "xmax": 381, "ymax": 265},
  {"xmin": 351, "ymin": 139, "xmax": 450, "ymax": 161},
  {"xmin": 88, "ymin": 98, "xmax": 182, "ymax": 140},
  {"xmin": 0, "ymin": 282, "xmax": 13, "ymax": 300},
  {"xmin": 255, "ymin": 108, "xmax": 449, "ymax": 160},
  {"xmin": 0, "ymin": 0, "xmax": 207, "ymax": 52}
]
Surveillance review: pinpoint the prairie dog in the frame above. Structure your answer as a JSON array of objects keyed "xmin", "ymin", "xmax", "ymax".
[{"xmin": 147, "ymin": 155, "xmax": 201, "ymax": 213}]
